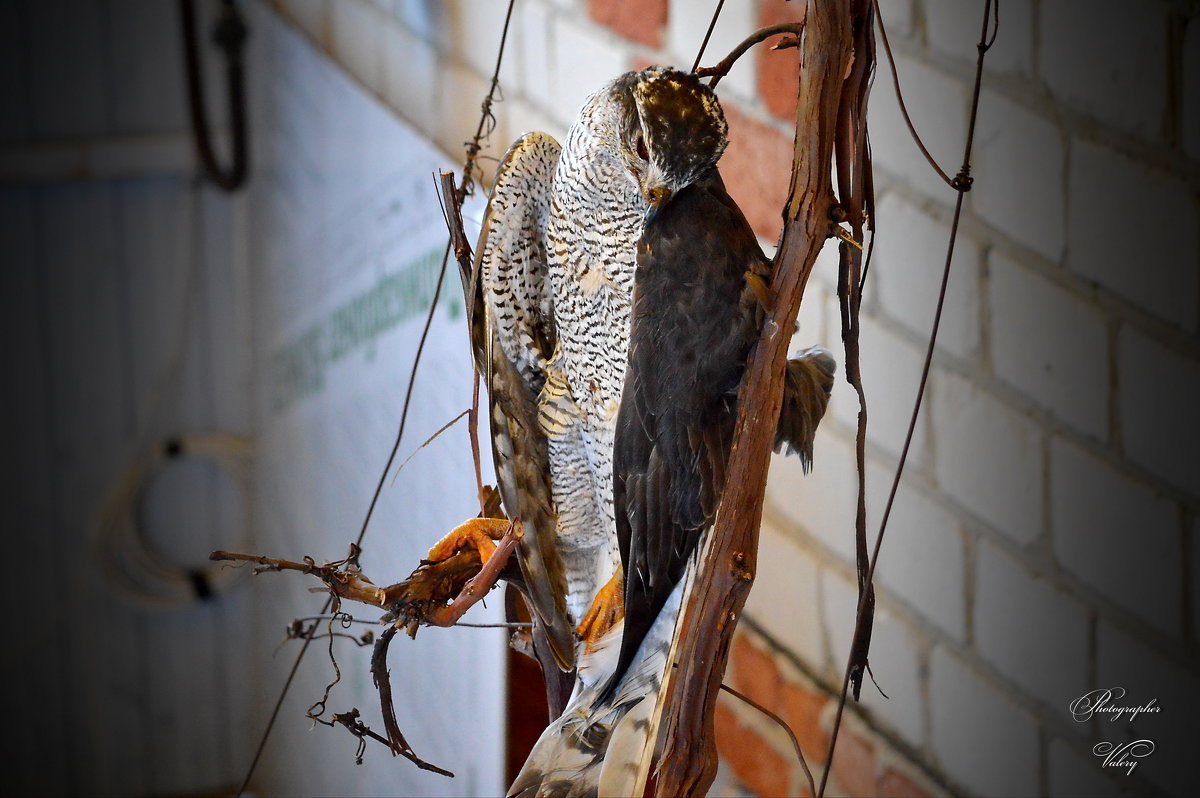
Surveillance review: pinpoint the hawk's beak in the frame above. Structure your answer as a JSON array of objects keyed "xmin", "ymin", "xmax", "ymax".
[{"xmin": 643, "ymin": 186, "xmax": 672, "ymax": 225}]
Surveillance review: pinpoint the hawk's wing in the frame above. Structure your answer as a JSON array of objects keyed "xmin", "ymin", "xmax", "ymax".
[{"xmin": 475, "ymin": 133, "xmax": 575, "ymax": 671}]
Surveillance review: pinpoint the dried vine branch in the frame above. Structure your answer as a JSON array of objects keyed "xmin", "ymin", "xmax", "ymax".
[
  {"xmin": 695, "ymin": 21, "xmax": 805, "ymax": 88},
  {"xmin": 652, "ymin": 3, "xmax": 872, "ymax": 795},
  {"xmin": 818, "ymin": 3, "xmax": 996, "ymax": 794}
]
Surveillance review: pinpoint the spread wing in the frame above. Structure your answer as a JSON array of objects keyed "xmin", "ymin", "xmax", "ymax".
[
  {"xmin": 607, "ymin": 170, "xmax": 767, "ymax": 697},
  {"xmin": 474, "ymin": 132, "xmax": 575, "ymax": 671}
]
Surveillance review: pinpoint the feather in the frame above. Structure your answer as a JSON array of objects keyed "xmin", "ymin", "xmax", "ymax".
[
  {"xmin": 478, "ymin": 132, "xmax": 575, "ymax": 670},
  {"xmin": 775, "ymin": 346, "xmax": 837, "ymax": 470}
]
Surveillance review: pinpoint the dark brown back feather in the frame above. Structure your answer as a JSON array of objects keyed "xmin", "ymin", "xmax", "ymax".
[{"xmin": 603, "ymin": 169, "xmax": 766, "ymax": 701}]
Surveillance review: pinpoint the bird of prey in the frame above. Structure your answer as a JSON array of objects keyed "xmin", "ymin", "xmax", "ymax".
[
  {"xmin": 507, "ymin": 70, "xmax": 835, "ymax": 797},
  {"xmin": 434, "ymin": 68, "xmax": 733, "ymax": 667}
]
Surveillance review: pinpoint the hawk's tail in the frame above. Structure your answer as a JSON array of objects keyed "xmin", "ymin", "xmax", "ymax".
[{"xmin": 507, "ymin": 578, "xmax": 687, "ymax": 798}]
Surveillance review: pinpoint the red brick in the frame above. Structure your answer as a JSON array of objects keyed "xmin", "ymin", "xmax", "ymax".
[
  {"xmin": 831, "ymin": 727, "xmax": 877, "ymax": 798},
  {"xmin": 718, "ymin": 103, "xmax": 793, "ymax": 242},
  {"xmin": 780, "ymin": 679, "xmax": 830, "ymax": 766},
  {"xmin": 730, "ymin": 634, "xmax": 781, "ymax": 708},
  {"xmin": 715, "ymin": 703, "xmax": 796, "ymax": 798},
  {"xmin": 588, "ymin": 0, "xmax": 667, "ymax": 49},
  {"xmin": 757, "ymin": 1, "xmax": 806, "ymax": 121},
  {"xmin": 879, "ymin": 768, "xmax": 932, "ymax": 798}
]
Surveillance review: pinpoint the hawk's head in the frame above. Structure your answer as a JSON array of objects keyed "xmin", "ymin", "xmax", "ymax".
[{"xmin": 611, "ymin": 66, "xmax": 728, "ymax": 225}]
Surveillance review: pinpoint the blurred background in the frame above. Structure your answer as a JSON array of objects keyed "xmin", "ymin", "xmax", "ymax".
[{"xmin": 3, "ymin": 1, "xmax": 1198, "ymax": 797}]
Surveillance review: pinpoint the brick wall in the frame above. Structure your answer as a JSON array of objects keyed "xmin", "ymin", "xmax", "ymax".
[{"xmin": 269, "ymin": 1, "xmax": 1200, "ymax": 795}]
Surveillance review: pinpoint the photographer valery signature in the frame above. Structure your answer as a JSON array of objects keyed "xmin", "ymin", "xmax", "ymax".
[
  {"xmin": 1069, "ymin": 688, "xmax": 1160, "ymax": 776},
  {"xmin": 1092, "ymin": 740, "xmax": 1156, "ymax": 776}
]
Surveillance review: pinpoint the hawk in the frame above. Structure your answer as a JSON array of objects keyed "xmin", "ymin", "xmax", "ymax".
[
  {"xmin": 503, "ymin": 70, "xmax": 835, "ymax": 797},
  {"xmin": 435, "ymin": 68, "xmax": 734, "ymax": 672}
]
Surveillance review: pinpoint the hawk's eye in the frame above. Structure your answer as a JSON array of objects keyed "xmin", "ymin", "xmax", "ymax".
[{"xmin": 635, "ymin": 134, "xmax": 649, "ymax": 161}]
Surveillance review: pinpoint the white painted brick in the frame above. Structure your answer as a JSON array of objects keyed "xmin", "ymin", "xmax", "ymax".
[
  {"xmin": 793, "ymin": 278, "xmax": 826, "ymax": 346},
  {"xmin": 1097, "ymin": 623, "xmax": 1198, "ymax": 795},
  {"xmin": 766, "ymin": 428, "xmax": 858, "ymax": 564},
  {"xmin": 499, "ymin": 97, "xmax": 567, "ymax": 150},
  {"xmin": 828, "ymin": 305, "xmax": 930, "ymax": 467},
  {"xmin": 972, "ymin": 90, "xmax": 1065, "ymax": 262},
  {"xmin": 395, "ymin": 0, "xmax": 449, "ymax": 49},
  {"xmin": 868, "ymin": 52, "xmax": 967, "ymax": 200},
  {"xmin": 1118, "ymin": 328, "xmax": 1200, "ymax": 497},
  {"xmin": 1067, "ymin": 140, "xmax": 1199, "ymax": 330},
  {"xmin": 975, "ymin": 541, "xmax": 1089, "ymax": 709},
  {"xmin": 447, "ymin": 0, "xmax": 523, "ymax": 88},
  {"xmin": 866, "ymin": 460, "xmax": 967, "ymax": 641},
  {"xmin": 822, "ymin": 570, "xmax": 925, "ymax": 748},
  {"xmin": 1048, "ymin": 738, "xmax": 1124, "ymax": 798},
  {"xmin": 517, "ymin": 0, "xmax": 555, "ymax": 116},
  {"xmin": 925, "ymin": 0, "xmax": 1033, "ymax": 76},
  {"xmin": 277, "ymin": 0, "xmax": 329, "ymax": 44},
  {"xmin": 330, "ymin": 0, "xmax": 383, "ymax": 87},
  {"xmin": 873, "ymin": 192, "xmax": 981, "ymax": 360},
  {"xmin": 1185, "ymin": 20, "xmax": 1200, "ymax": 161},
  {"xmin": 932, "ymin": 370, "xmax": 1044, "ymax": 544},
  {"xmin": 876, "ymin": 0, "xmax": 914, "ymax": 39},
  {"xmin": 550, "ymin": 14, "xmax": 629, "ymax": 128},
  {"xmin": 989, "ymin": 251, "xmax": 1108, "ymax": 439},
  {"xmin": 744, "ymin": 519, "xmax": 827, "ymax": 673},
  {"xmin": 1039, "ymin": 1, "xmax": 1168, "ymax": 142},
  {"xmin": 810, "ymin": 235, "xmax": 841, "ymax": 290},
  {"xmin": 1051, "ymin": 437, "xmax": 1181, "ymax": 635},
  {"xmin": 930, "ymin": 647, "xmax": 1040, "ymax": 797},
  {"xmin": 380, "ymin": 18, "xmax": 439, "ymax": 138},
  {"xmin": 666, "ymin": 0, "xmax": 756, "ymax": 99}
]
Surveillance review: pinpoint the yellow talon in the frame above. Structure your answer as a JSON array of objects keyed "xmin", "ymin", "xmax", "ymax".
[
  {"xmin": 426, "ymin": 517, "xmax": 512, "ymax": 565},
  {"xmin": 575, "ymin": 565, "xmax": 625, "ymax": 653},
  {"xmin": 745, "ymin": 270, "xmax": 775, "ymax": 313}
]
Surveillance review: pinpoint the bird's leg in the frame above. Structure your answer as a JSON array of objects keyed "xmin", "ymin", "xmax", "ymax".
[
  {"xmin": 575, "ymin": 564, "xmax": 625, "ymax": 653},
  {"xmin": 425, "ymin": 517, "xmax": 513, "ymax": 566},
  {"xmin": 745, "ymin": 269, "xmax": 776, "ymax": 314}
]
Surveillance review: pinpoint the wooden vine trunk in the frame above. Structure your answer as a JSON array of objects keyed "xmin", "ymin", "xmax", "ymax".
[{"xmin": 653, "ymin": 2, "xmax": 873, "ymax": 795}]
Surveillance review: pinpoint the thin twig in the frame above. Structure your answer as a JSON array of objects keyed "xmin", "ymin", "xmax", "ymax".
[
  {"xmin": 330, "ymin": 708, "xmax": 455, "ymax": 777},
  {"xmin": 695, "ymin": 22, "xmax": 805, "ymax": 88},
  {"xmin": 873, "ymin": 0, "xmax": 953, "ymax": 188},
  {"xmin": 390, "ymin": 408, "xmax": 472, "ymax": 486},
  {"xmin": 291, "ymin": 614, "xmax": 530, "ymax": 630},
  {"xmin": 719, "ymin": 683, "xmax": 816, "ymax": 798},
  {"xmin": 307, "ymin": 612, "xmax": 349, "ymax": 726},
  {"xmin": 690, "ymin": 0, "xmax": 727, "ymax": 73}
]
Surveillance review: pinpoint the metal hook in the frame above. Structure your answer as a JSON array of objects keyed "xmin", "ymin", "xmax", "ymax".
[{"xmin": 180, "ymin": 0, "xmax": 249, "ymax": 191}]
